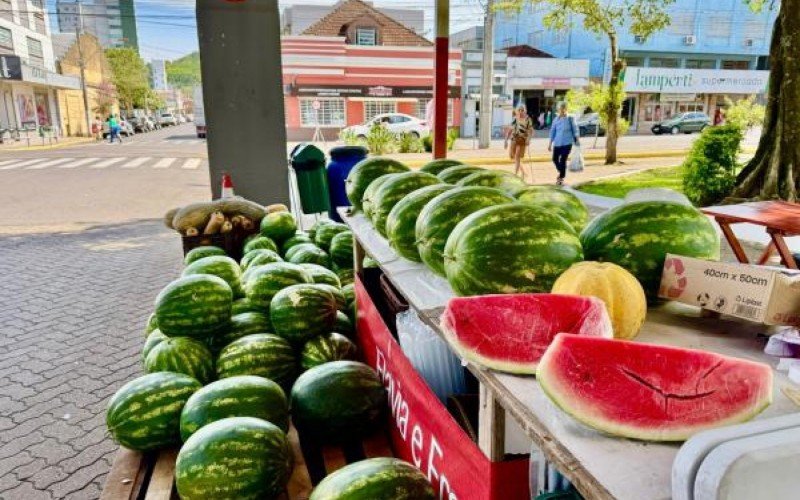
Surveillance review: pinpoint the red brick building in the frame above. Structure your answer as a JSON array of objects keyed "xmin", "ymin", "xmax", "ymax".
[{"xmin": 281, "ymin": 0, "xmax": 461, "ymax": 140}]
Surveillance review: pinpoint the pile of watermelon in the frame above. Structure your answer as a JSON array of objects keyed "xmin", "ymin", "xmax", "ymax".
[{"xmin": 106, "ymin": 207, "xmax": 433, "ymax": 499}]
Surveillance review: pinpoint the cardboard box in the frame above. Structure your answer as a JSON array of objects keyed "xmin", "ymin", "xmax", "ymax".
[{"xmin": 659, "ymin": 254, "xmax": 800, "ymax": 327}]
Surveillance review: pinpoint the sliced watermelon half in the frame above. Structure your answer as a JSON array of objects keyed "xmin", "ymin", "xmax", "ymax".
[
  {"xmin": 537, "ymin": 333, "xmax": 773, "ymax": 442},
  {"xmin": 440, "ymin": 294, "xmax": 612, "ymax": 374}
]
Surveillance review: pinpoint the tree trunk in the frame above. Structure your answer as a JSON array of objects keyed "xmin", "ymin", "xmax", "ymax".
[
  {"xmin": 604, "ymin": 33, "xmax": 623, "ymax": 165},
  {"xmin": 731, "ymin": 0, "xmax": 800, "ymax": 201}
]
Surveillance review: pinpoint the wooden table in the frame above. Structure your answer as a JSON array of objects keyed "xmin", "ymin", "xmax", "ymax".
[
  {"xmin": 341, "ymin": 208, "xmax": 799, "ymax": 500},
  {"xmin": 703, "ymin": 201, "xmax": 800, "ymax": 269}
]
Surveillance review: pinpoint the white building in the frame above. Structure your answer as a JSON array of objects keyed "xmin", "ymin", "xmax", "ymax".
[
  {"xmin": 56, "ymin": 0, "xmax": 139, "ymax": 50},
  {"xmin": 150, "ymin": 59, "xmax": 169, "ymax": 91},
  {"xmin": 281, "ymin": 2, "xmax": 425, "ymax": 36},
  {"xmin": 0, "ymin": 0, "xmax": 79, "ymax": 132}
]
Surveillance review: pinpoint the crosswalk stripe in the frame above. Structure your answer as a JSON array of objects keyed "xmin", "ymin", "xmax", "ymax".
[
  {"xmin": 90, "ymin": 157, "xmax": 126, "ymax": 169},
  {"xmin": 26, "ymin": 158, "xmax": 73, "ymax": 170},
  {"xmin": 181, "ymin": 159, "xmax": 202, "ymax": 170},
  {"xmin": 153, "ymin": 158, "xmax": 175, "ymax": 169},
  {"xmin": 0, "ymin": 158, "xmax": 45, "ymax": 170},
  {"xmin": 121, "ymin": 157, "xmax": 151, "ymax": 169},
  {"xmin": 0, "ymin": 160, "xmax": 16, "ymax": 166},
  {"xmin": 58, "ymin": 158, "xmax": 97, "ymax": 169}
]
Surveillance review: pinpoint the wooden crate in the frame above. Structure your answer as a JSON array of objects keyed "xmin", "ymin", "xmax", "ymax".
[{"xmin": 101, "ymin": 427, "xmax": 394, "ymax": 500}]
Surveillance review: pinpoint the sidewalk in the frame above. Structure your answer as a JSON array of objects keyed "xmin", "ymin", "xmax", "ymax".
[{"xmin": 0, "ymin": 136, "xmax": 96, "ymax": 152}]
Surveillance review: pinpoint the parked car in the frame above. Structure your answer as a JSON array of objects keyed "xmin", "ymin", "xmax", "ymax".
[
  {"xmin": 576, "ymin": 113, "xmax": 606, "ymax": 137},
  {"xmin": 343, "ymin": 113, "xmax": 429, "ymax": 139},
  {"xmin": 128, "ymin": 117, "xmax": 155, "ymax": 133},
  {"xmin": 651, "ymin": 112, "xmax": 711, "ymax": 135},
  {"xmin": 159, "ymin": 113, "xmax": 178, "ymax": 127},
  {"xmin": 176, "ymin": 114, "xmax": 187, "ymax": 124},
  {"xmin": 102, "ymin": 119, "xmax": 134, "ymax": 138}
]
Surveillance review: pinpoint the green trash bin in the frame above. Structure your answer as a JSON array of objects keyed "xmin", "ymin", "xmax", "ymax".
[{"xmin": 290, "ymin": 143, "xmax": 330, "ymax": 214}]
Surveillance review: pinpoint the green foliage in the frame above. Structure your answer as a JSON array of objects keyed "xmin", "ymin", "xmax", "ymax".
[
  {"xmin": 576, "ymin": 166, "xmax": 684, "ymax": 199},
  {"xmin": 422, "ymin": 129, "xmax": 458, "ymax": 152},
  {"xmin": 682, "ymin": 125, "xmax": 744, "ymax": 206},
  {"xmin": 106, "ymin": 48, "xmax": 151, "ymax": 112},
  {"xmin": 165, "ymin": 52, "xmax": 201, "ymax": 92},
  {"xmin": 338, "ymin": 129, "xmax": 364, "ymax": 146},
  {"xmin": 397, "ymin": 132, "xmax": 423, "ymax": 153},
  {"xmin": 723, "ymin": 96, "xmax": 765, "ymax": 131},
  {"xmin": 365, "ymin": 122, "xmax": 395, "ymax": 155}
]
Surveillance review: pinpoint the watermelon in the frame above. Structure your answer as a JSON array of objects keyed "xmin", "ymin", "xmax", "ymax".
[
  {"xmin": 310, "ymin": 458, "xmax": 435, "ymax": 500},
  {"xmin": 184, "ymin": 246, "xmax": 226, "ymax": 265},
  {"xmin": 457, "ymin": 170, "xmax": 527, "ymax": 193},
  {"xmin": 144, "ymin": 312, "xmax": 158, "ymax": 336},
  {"xmin": 243, "ymin": 262, "xmax": 312, "ymax": 309},
  {"xmin": 444, "ymin": 204, "xmax": 584, "ymax": 296},
  {"xmin": 106, "ymin": 372, "xmax": 201, "ymax": 451},
  {"xmin": 420, "ymin": 158, "xmax": 464, "ymax": 176},
  {"xmin": 362, "ymin": 174, "xmax": 401, "ymax": 226},
  {"xmin": 301, "ymin": 263, "xmax": 342, "ymax": 287},
  {"xmin": 301, "ymin": 332, "xmax": 358, "ymax": 370},
  {"xmin": 241, "ymin": 249, "xmax": 283, "ymax": 271},
  {"xmin": 260, "ymin": 211, "xmax": 297, "ymax": 243},
  {"xmin": 441, "ymin": 294, "xmax": 612, "ymax": 374},
  {"xmin": 515, "ymin": 186, "xmax": 590, "ymax": 232},
  {"xmin": 144, "ymin": 337, "xmax": 215, "ymax": 384},
  {"xmin": 371, "ymin": 172, "xmax": 441, "ymax": 236},
  {"xmin": 342, "ymin": 283, "xmax": 355, "ymax": 308},
  {"xmin": 416, "ymin": 187, "xmax": 515, "ymax": 276},
  {"xmin": 329, "ymin": 231, "xmax": 354, "ymax": 269},
  {"xmin": 385, "ymin": 184, "xmax": 454, "ymax": 262},
  {"xmin": 231, "ymin": 297, "xmax": 261, "ymax": 315},
  {"xmin": 175, "ymin": 417, "xmax": 293, "ymax": 500},
  {"xmin": 337, "ymin": 268, "xmax": 355, "ymax": 286},
  {"xmin": 335, "ymin": 311, "xmax": 355, "ymax": 336},
  {"xmin": 243, "ymin": 235, "xmax": 278, "ymax": 255},
  {"xmin": 216, "ymin": 334, "xmax": 297, "ymax": 389},
  {"xmin": 288, "ymin": 244, "xmax": 330, "ymax": 267},
  {"xmin": 345, "ymin": 157, "xmax": 410, "ymax": 210},
  {"xmin": 142, "ymin": 329, "xmax": 168, "ymax": 361},
  {"xmin": 155, "ymin": 275, "xmax": 232, "ymax": 339},
  {"xmin": 180, "ymin": 375, "xmax": 289, "ymax": 440},
  {"xmin": 182, "ymin": 255, "xmax": 244, "ymax": 298},
  {"xmin": 537, "ymin": 333, "xmax": 773, "ymax": 441},
  {"xmin": 437, "ymin": 165, "xmax": 483, "ymax": 184},
  {"xmin": 314, "ymin": 283, "xmax": 347, "ymax": 310},
  {"xmin": 282, "ymin": 232, "xmax": 313, "ymax": 256},
  {"xmin": 580, "ymin": 201, "xmax": 720, "ymax": 299},
  {"xmin": 308, "ymin": 220, "xmax": 332, "ymax": 242},
  {"xmin": 211, "ymin": 311, "xmax": 272, "ymax": 352},
  {"xmin": 291, "ymin": 361, "xmax": 386, "ymax": 443},
  {"xmin": 270, "ymin": 284, "xmax": 338, "ymax": 344}
]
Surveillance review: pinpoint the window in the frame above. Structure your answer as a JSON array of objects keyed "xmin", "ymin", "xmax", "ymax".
[
  {"xmin": 300, "ymin": 98, "xmax": 345, "ymax": 127},
  {"xmin": 623, "ymin": 57, "xmax": 644, "ymax": 67},
  {"xmin": 364, "ymin": 100, "xmax": 396, "ymax": 121},
  {"xmin": 722, "ymin": 60, "xmax": 750, "ymax": 70},
  {"xmin": 685, "ymin": 59, "xmax": 715, "ymax": 69},
  {"xmin": 27, "ymin": 37, "xmax": 44, "ymax": 68},
  {"xmin": 414, "ymin": 98, "xmax": 454, "ymax": 125},
  {"xmin": 648, "ymin": 57, "xmax": 679, "ymax": 68},
  {"xmin": 0, "ymin": 27, "xmax": 12, "ymax": 52},
  {"xmin": 0, "ymin": 0, "xmax": 11, "ymax": 22},
  {"xmin": 355, "ymin": 28, "xmax": 377, "ymax": 46}
]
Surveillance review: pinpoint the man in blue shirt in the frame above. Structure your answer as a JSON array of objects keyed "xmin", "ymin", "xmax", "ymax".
[{"xmin": 548, "ymin": 102, "xmax": 580, "ymax": 185}]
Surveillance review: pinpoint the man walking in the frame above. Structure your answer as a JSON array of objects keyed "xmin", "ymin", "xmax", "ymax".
[
  {"xmin": 107, "ymin": 114, "xmax": 122, "ymax": 144},
  {"xmin": 547, "ymin": 102, "xmax": 580, "ymax": 185}
]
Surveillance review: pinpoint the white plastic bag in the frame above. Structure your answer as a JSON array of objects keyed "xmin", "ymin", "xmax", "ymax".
[{"xmin": 569, "ymin": 144, "xmax": 584, "ymax": 172}]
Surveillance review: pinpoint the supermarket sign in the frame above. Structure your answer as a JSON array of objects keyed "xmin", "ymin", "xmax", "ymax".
[{"xmin": 623, "ymin": 67, "xmax": 769, "ymax": 94}]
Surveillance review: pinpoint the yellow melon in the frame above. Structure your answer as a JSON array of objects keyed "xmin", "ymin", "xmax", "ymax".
[{"xmin": 552, "ymin": 261, "xmax": 647, "ymax": 340}]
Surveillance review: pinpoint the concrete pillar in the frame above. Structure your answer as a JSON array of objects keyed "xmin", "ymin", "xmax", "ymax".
[
  {"xmin": 196, "ymin": 0, "xmax": 290, "ymax": 205},
  {"xmin": 433, "ymin": 0, "xmax": 449, "ymax": 158}
]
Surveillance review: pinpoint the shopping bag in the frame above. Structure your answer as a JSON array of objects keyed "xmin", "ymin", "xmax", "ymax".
[{"xmin": 569, "ymin": 145, "xmax": 584, "ymax": 172}]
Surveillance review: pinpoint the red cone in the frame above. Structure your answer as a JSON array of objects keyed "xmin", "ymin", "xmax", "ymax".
[{"xmin": 221, "ymin": 173, "xmax": 235, "ymax": 198}]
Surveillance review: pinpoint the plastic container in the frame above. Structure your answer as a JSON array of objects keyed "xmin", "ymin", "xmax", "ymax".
[
  {"xmin": 327, "ymin": 146, "xmax": 367, "ymax": 221},
  {"xmin": 290, "ymin": 143, "xmax": 330, "ymax": 214}
]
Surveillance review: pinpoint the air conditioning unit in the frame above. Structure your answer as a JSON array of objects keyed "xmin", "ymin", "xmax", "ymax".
[
  {"xmin": 744, "ymin": 38, "xmax": 755, "ymax": 47},
  {"xmin": 683, "ymin": 35, "xmax": 697, "ymax": 46},
  {"xmin": 634, "ymin": 35, "xmax": 646, "ymax": 44}
]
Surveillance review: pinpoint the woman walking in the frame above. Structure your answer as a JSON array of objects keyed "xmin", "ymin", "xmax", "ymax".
[
  {"xmin": 548, "ymin": 102, "xmax": 580, "ymax": 185},
  {"xmin": 505, "ymin": 105, "xmax": 534, "ymax": 181}
]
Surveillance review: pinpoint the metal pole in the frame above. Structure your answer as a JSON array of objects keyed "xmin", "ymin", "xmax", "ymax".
[
  {"xmin": 433, "ymin": 0, "xmax": 449, "ymax": 159},
  {"xmin": 76, "ymin": 2, "xmax": 92, "ymax": 136},
  {"xmin": 478, "ymin": 0, "xmax": 494, "ymax": 149}
]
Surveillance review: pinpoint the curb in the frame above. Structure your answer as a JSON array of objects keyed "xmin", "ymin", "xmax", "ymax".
[{"xmin": 2, "ymin": 137, "xmax": 96, "ymax": 151}]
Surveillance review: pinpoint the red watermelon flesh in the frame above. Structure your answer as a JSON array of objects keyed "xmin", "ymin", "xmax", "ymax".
[
  {"xmin": 537, "ymin": 333, "xmax": 773, "ymax": 442},
  {"xmin": 440, "ymin": 294, "xmax": 612, "ymax": 374}
]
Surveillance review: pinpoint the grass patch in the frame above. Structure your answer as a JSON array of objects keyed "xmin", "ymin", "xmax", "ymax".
[{"xmin": 575, "ymin": 166, "xmax": 684, "ymax": 199}]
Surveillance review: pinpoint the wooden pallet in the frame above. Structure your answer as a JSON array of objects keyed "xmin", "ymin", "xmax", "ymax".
[{"xmin": 101, "ymin": 427, "xmax": 394, "ymax": 500}]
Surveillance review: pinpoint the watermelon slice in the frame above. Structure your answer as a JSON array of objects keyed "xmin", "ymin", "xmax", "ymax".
[
  {"xmin": 537, "ymin": 333, "xmax": 773, "ymax": 442},
  {"xmin": 440, "ymin": 294, "xmax": 612, "ymax": 374}
]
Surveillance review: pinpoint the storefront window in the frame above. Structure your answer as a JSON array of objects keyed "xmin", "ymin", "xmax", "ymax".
[
  {"xmin": 364, "ymin": 100, "xmax": 396, "ymax": 121},
  {"xmin": 299, "ymin": 98, "xmax": 345, "ymax": 127},
  {"xmin": 648, "ymin": 58, "xmax": 679, "ymax": 68},
  {"xmin": 722, "ymin": 60, "xmax": 750, "ymax": 70},
  {"xmin": 643, "ymin": 95, "xmax": 662, "ymax": 122},
  {"xmin": 685, "ymin": 59, "xmax": 716, "ymax": 69},
  {"xmin": 623, "ymin": 57, "xmax": 644, "ymax": 67},
  {"xmin": 35, "ymin": 93, "xmax": 50, "ymax": 127},
  {"xmin": 676, "ymin": 95, "xmax": 706, "ymax": 114}
]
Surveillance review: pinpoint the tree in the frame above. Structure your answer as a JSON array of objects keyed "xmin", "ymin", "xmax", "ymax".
[
  {"xmin": 566, "ymin": 83, "xmax": 630, "ymax": 148},
  {"xmin": 166, "ymin": 52, "xmax": 201, "ymax": 93},
  {"xmin": 92, "ymin": 81, "xmax": 117, "ymax": 117},
  {"xmin": 723, "ymin": 96, "xmax": 765, "ymax": 131},
  {"xmin": 105, "ymin": 48, "xmax": 150, "ymax": 112},
  {"xmin": 499, "ymin": 0, "xmax": 673, "ymax": 163},
  {"xmin": 731, "ymin": 0, "xmax": 800, "ymax": 200}
]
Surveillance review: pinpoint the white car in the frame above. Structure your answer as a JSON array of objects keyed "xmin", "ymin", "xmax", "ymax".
[
  {"xmin": 344, "ymin": 113, "xmax": 429, "ymax": 139},
  {"xmin": 159, "ymin": 113, "xmax": 178, "ymax": 127}
]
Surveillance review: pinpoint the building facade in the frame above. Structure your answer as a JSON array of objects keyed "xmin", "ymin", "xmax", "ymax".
[
  {"xmin": 494, "ymin": 0, "xmax": 776, "ymax": 131},
  {"xmin": 150, "ymin": 59, "xmax": 169, "ymax": 91},
  {"xmin": 0, "ymin": 0, "xmax": 79, "ymax": 132},
  {"xmin": 281, "ymin": 1, "xmax": 425, "ymax": 37},
  {"xmin": 57, "ymin": 0, "xmax": 139, "ymax": 51}
]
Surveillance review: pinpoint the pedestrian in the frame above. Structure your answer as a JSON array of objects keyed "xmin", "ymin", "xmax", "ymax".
[
  {"xmin": 548, "ymin": 102, "xmax": 580, "ymax": 186},
  {"xmin": 92, "ymin": 116, "xmax": 102, "ymax": 141},
  {"xmin": 538, "ymin": 112, "xmax": 545, "ymax": 130},
  {"xmin": 108, "ymin": 114, "xmax": 122, "ymax": 144},
  {"xmin": 713, "ymin": 108, "xmax": 724, "ymax": 126},
  {"xmin": 505, "ymin": 105, "xmax": 534, "ymax": 181}
]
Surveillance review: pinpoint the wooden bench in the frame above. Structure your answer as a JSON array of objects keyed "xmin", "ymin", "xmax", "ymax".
[{"xmin": 101, "ymin": 427, "xmax": 395, "ymax": 500}]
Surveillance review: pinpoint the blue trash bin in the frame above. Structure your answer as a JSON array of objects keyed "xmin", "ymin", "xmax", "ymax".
[{"xmin": 327, "ymin": 146, "xmax": 368, "ymax": 221}]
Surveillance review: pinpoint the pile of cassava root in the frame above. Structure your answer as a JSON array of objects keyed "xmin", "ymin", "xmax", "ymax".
[{"xmin": 164, "ymin": 198, "xmax": 289, "ymax": 237}]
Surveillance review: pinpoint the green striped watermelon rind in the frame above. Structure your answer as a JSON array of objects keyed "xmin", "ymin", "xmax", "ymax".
[
  {"xmin": 179, "ymin": 375, "xmax": 289, "ymax": 440},
  {"xmin": 211, "ymin": 311, "xmax": 273, "ymax": 352},
  {"xmin": 419, "ymin": 158, "xmax": 465, "ymax": 176},
  {"xmin": 386, "ymin": 184, "xmax": 455, "ymax": 262},
  {"xmin": 241, "ymin": 249, "xmax": 283, "ymax": 271},
  {"xmin": 313, "ymin": 283, "xmax": 347, "ymax": 310},
  {"xmin": 436, "ymin": 164, "xmax": 484, "ymax": 184},
  {"xmin": 260, "ymin": 212, "xmax": 298, "ymax": 243},
  {"xmin": 300, "ymin": 263, "xmax": 342, "ymax": 287},
  {"xmin": 243, "ymin": 236, "xmax": 279, "ymax": 255},
  {"xmin": 309, "ymin": 457, "xmax": 436, "ymax": 500},
  {"xmin": 142, "ymin": 329, "xmax": 168, "ymax": 361},
  {"xmin": 144, "ymin": 312, "xmax": 158, "ymax": 336},
  {"xmin": 243, "ymin": 262, "xmax": 312, "ymax": 309},
  {"xmin": 515, "ymin": 185, "xmax": 590, "ymax": 232},
  {"xmin": 345, "ymin": 157, "xmax": 411, "ymax": 210},
  {"xmin": 444, "ymin": 203, "xmax": 584, "ymax": 296},
  {"xmin": 216, "ymin": 333, "xmax": 297, "ymax": 389},
  {"xmin": 371, "ymin": 171, "xmax": 441, "ymax": 237},
  {"xmin": 287, "ymin": 245, "xmax": 330, "ymax": 267},
  {"xmin": 155, "ymin": 274, "xmax": 232, "ymax": 338},
  {"xmin": 184, "ymin": 245, "xmax": 226, "ymax": 266},
  {"xmin": 144, "ymin": 337, "xmax": 215, "ymax": 385},
  {"xmin": 175, "ymin": 417, "xmax": 293, "ymax": 500},
  {"xmin": 315, "ymin": 222, "xmax": 350, "ymax": 252},
  {"xmin": 269, "ymin": 284, "xmax": 339, "ymax": 344},
  {"xmin": 300, "ymin": 332, "xmax": 358, "ymax": 370},
  {"xmin": 106, "ymin": 372, "xmax": 201, "ymax": 451},
  {"xmin": 281, "ymin": 232, "xmax": 313, "ymax": 256},
  {"xmin": 182, "ymin": 255, "xmax": 244, "ymax": 298},
  {"xmin": 456, "ymin": 170, "xmax": 527, "ymax": 193},
  {"xmin": 231, "ymin": 297, "xmax": 262, "ymax": 315},
  {"xmin": 362, "ymin": 174, "xmax": 401, "ymax": 224},
  {"xmin": 329, "ymin": 231, "xmax": 355, "ymax": 269},
  {"xmin": 335, "ymin": 310, "xmax": 355, "ymax": 336}
]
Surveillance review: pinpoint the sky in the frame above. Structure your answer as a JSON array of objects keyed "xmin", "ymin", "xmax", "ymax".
[{"xmin": 50, "ymin": 0, "xmax": 488, "ymax": 62}]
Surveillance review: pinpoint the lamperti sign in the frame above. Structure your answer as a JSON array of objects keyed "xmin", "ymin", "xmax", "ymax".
[
  {"xmin": 623, "ymin": 67, "xmax": 769, "ymax": 94},
  {"xmin": 0, "ymin": 55, "xmax": 23, "ymax": 80}
]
